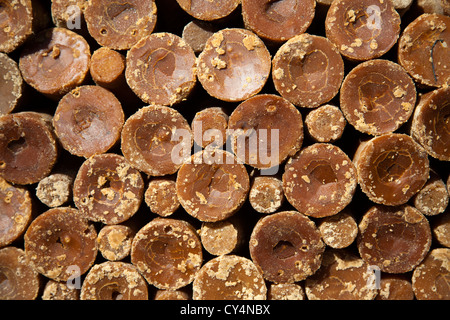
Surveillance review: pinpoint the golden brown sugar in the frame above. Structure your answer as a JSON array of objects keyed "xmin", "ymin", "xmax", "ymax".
[
  {"xmin": 249, "ymin": 211, "xmax": 325, "ymax": 283},
  {"xmin": 357, "ymin": 205, "xmax": 432, "ymax": 273},
  {"xmin": 353, "ymin": 133, "xmax": 430, "ymax": 206},
  {"xmin": 305, "ymin": 249, "xmax": 378, "ymax": 300},
  {"xmin": 84, "ymin": 0, "xmax": 157, "ymax": 50},
  {"xmin": 340, "ymin": 59, "xmax": 417, "ymax": 136},
  {"xmin": 191, "ymin": 107, "xmax": 229, "ymax": 149},
  {"xmin": 182, "ymin": 20, "xmax": 217, "ymax": 54},
  {"xmin": 196, "ymin": 28, "xmax": 271, "ymax": 102},
  {"xmin": 375, "ymin": 274, "xmax": 415, "ymax": 300},
  {"xmin": 242, "ymin": 0, "xmax": 316, "ymax": 43},
  {"xmin": 131, "ymin": 218, "xmax": 202, "ymax": 290},
  {"xmin": 42, "ymin": 280, "xmax": 80, "ymax": 300},
  {"xmin": 121, "ymin": 105, "xmax": 192, "ymax": 176},
  {"xmin": 97, "ymin": 225, "xmax": 135, "ymax": 261},
  {"xmin": 73, "ymin": 153, "xmax": 144, "ymax": 225},
  {"xmin": 0, "ymin": 177, "xmax": 32, "ymax": 248},
  {"xmin": 0, "ymin": 112, "xmax": 58, "ymax": 185},
  {"xmin": 325, "ymin": 0, "xmax": 401, "ymax": 61},
  {"xmin": 413, "ymin": 171, "xmax": 449, "ymax": 216},
  {"xmin": 249, "ymin": 176, "xmax": 284, "ymax": 214},
  {"xmin": 0, "ymin": 247, "xmax": 40, "ymax": 300},
  {"xmin": 145, "ymin": 178, "xmax": 180, "ymax": 217},
  {"xmin": 305, "ymin": 105, "xmax": 346, "ymax": 143},
  {"xmin": 267, "ymin": 283, "xmax": 306, "ymax": 300},
  {"xmin": 272, "ymin": 33, "xmax": 345, "ymax": 108},
  {"xmin": 0, "ymin": 53, "xmax": 24, "ymax": 115},
  {"xmin": 411, "ymin": 86, "xmax": 450, "ymax": 161},
  {"xmin": 412, "ymin": 248, "xmax": 450, "ymax": 300},
  {"xmin": 433, "ymin": 210, "xmax": 450, "ymax": 248},
  {"xmin": 19, "ymin": 28, "xmax": 90, "ymax": 99},
  {"xmin": 199, "ymin": 218, "xmax": 244, "ymax": 256},
  {"xmin": 154, "ymin": 289, "xmax": 191, "ymax": 300},
  {"xmin": 192, "ymin": 255, "xmax": 267, "ymax": 300},
  {"xmin": 398, "ymin": 14, "xmax": 450, "ymax": 88},
  {"xmin": 36, "ymin": 173, "xmax": 74, "ymax": 208},
  {"xmin": 318, "ymin": 210, "xmax": 358, "ymax": 249},
  {"xmin": 80, "ymin": 261, "xmax": 148, "ymax": 300},
  {"xmin": 176, "ymin": 150, "xmax": 250, "ymax": 222},
  {"xmin": 282, "ymin": 143, "xmax": 357, "ymax": 218},
  {"xmin": 125, "ymin": 32, "xmax": 197, "ymax": 106},
  {"xmin": 24, "ymin": 207, "xmax": 98, "ymax": 282},
  {"xmin": 175, "ymin": 0, "xmax": 240, "ymax": 21},
  {"xmin": 228, "ymin": 94, "xmax": 304, "ymax": 170}
]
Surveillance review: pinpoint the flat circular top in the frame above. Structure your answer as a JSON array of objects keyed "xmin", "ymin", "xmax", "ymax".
[
  {"xmin": 126, "ymin": 32, "xmax": 197, "ymax": 106},
  {"xmin": 340, "ymin": 59, "xmax": 416, "ymax": 136},
  {"xmin": 242, "ymin": 0, "xmax": 316, "ymax": 42},
  {"xmin": 398, "ymin": 13, "xmax": 450, "ymax": 88},
  {"xmin": 197, "ymin": 28, "xmax": 271, "ymax": 102},
  {"xmin": 325, "ymin": 0, "xmax": 401, "ymax": 61},
  {"xmin": 84, "ymin": 0, "xmax": 157, "ymax": 50},
  {"xmin": 19, "ymin": 28, "xmax": 91, "ymax": 97}
]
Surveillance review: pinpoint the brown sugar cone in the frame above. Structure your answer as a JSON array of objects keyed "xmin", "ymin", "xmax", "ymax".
[
  {"xmin": 353, "ymin": 133, "xmax": 430, "ymax": 206},
  {"xmin": 325, "ymin": 0, "xmax": 401, "ymax": 61},
  {"xmin": 154, "ymin": 289, "xmax": 191, "ymax": 300},
  {"xmin": 192, "ymin": 255, "xmax": 267, "ymax": 300},
  {"xmin": 228, "ymin": 94, "xmax": 304, "ymax": 171},
  {"xmin": 73, "ymin": 153, "xmax": 144, "ymax": 225},
  {"xmin": 249, "ymin": 176, "xmax": 284, "ymax": 214},
  {"xmin": 0, "ymin": 177, "xmax": 32, "ymax": 248},
  {"xmin": 0, "ymin": 247, "xmax": 40, "ymax": 300},
  {"xmin": 121, "ymin": 105, "xmax": 193, "ymax": 177},
  {"xmin": 242, "ymin": 0, "xmax": 316, "ymax": 43},
  {"xmin": 272, "ymin": 33, "xmax": 345, "ymax": 108},
  {"xmin": 125, "ymin": 32, "xmax": 197, "ymax": 106},
  {"xmin": 145, "ymin": 178, "xmax": 180, "ymax": 217},
  {"xmin": 131, "ymin": 218, "xmax": 202, "ymax": 290},
  {"xmin": 42, "ymin": 280, "xmax": 80, "ymax": 300},
  {"xmin": 24, "ymin": 207, "xmax": 98, "ymax": 282},
  {"xmin": 0, "ymin": 112, "xmax": 58, "ymax": 185},
  {"xmin": 413, "ymin": 170, "xmax": 449, "ymax": 216},
  {"xmin": 196, "ymin": 28, "xmax": 271, "ymax": 103},
  {"xmin": 433, "ymin": 209, "xmax": 450, "ymax": 248},
  {"xmin": 412, "ymin": 248, "xmax": 450, "ymax": 300},
  {"xmin": 176, "ymin": 149, "xmax": 250, "ymax": 222},
  {"xmin": 249, "ymin": 211, "xmax": 325, "ymax": 283},
  {"xmin": 19, "ymin": 28, "xmax": 91, "ymax": 99},
  {"xmin": 191, "ymin": 107, "xmax": 229, "ymax": 149},
  {"xmin": 305, "ymin": 249, "xmax": 378, "ymax": 300},
  {"xmin": 97, "ymin": 225, "xmax": 135, "ymax": 261},
  {"xmin": 36, "ymin": 173, "xmax": 74, "ymax": 208},
  {"xmin": 175, "ymin": 0, "xmax": 240, "ymax": 21},
  {"xmin": 282, "ymin": 143, "xmax": 357, "ymax": 218},
  {"xmin": 318, "ymin": 210, "xmax": 358, "ymax": 249},
  {"xmin": 53, "ymin": 85, "xmax": 125, "ymax": 158},
  {"xmin": 80, "ymin": 261, "xmax": 148, "ymax": 300},
  {"xmin": 411, "ymin": 86, "xmax": 450, "ymax": 161},
  {"xmin": 375, "ymin": 274, "xmax": 415, "ymax": 300},
  {"xmin": 199, "ymin": 217, "xmax": 244, "ymax": 256},
  {"xmin": 0, "ymin": 0, "xmax": 49, "ymax": 53},
  {"xmin": 84, "ymin": 0, "xmax": 157, "ymax": 50},
  {"xmin": 340, "ymin": 59, "xmax": 417, "ymax": 136},
  {"xmin": 0, "ymin": 53, "xmax": 24, "ymax": 116},
  {"xmin": 357, "ymin": 205, "xmax": 432, "ymax": 274},
  {"xmin": 304, "ymin": 105, "xmax": 346, "ymax": 143},
  {"xmin": 267, "ymin": 283, "xmax": 306, "ymax": 300},
  {"xmin": 398, "ymin": 13, "xmax": 450, "ymax": 88}
]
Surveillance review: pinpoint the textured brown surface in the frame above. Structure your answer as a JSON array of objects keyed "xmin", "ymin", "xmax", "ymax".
[
  {"xmin": 19, "ymin": 28, "xmax": 90, "ymax": 99},
  {"xmin": 325, "ymin": 0, "xmax": 401, "ymax": 61},
  {"xmin": 54, "ymin": 86, "xmax": 124, "ymax": 158},
  {"xmin": 272, "ymin": 33, "xmax": 344, "ymax": 108},
  {"xmin": 358, "ymin": 205, "xmax": 432, "ymax": 273},
  {"xmin": 175, "ymin": 0, "xmax": 240, "ymax": 21},
  {"xmin": 84, "ymin": 0, "xmax": 157, "ymax": 50}
]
